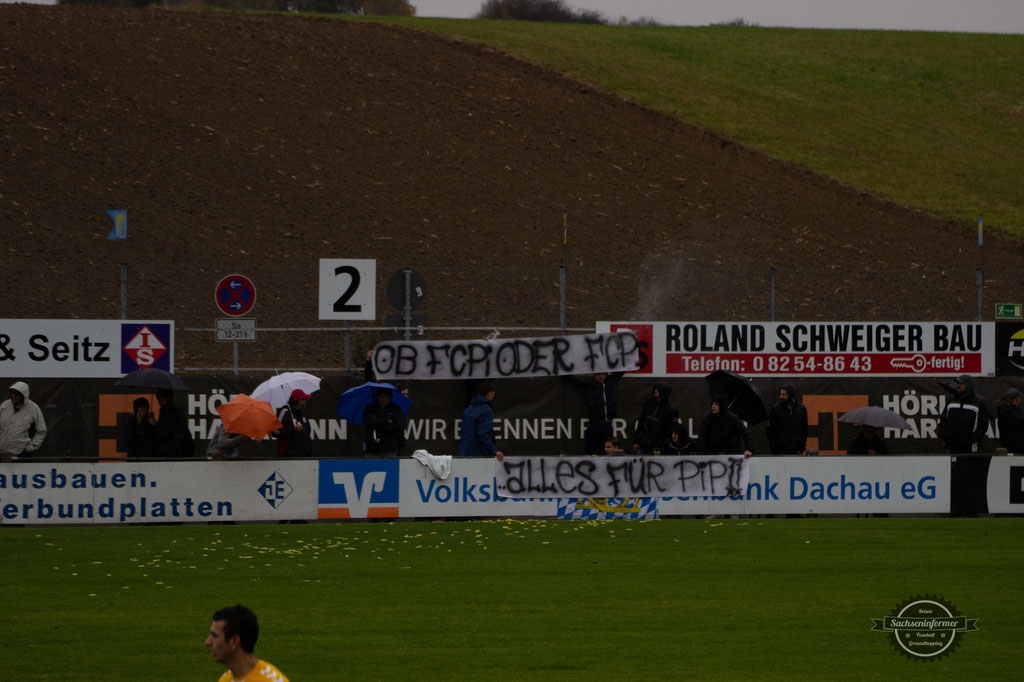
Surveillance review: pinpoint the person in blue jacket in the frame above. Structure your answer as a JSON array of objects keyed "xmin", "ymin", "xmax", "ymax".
[{"xmin": 458, "ymin": 381, "xmax": 503, "ymax": 458}]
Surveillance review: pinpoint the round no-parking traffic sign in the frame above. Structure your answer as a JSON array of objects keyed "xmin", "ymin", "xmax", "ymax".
[{"xmin": 215, "ymin": 274, "xmax": 257, "ymax": 317}]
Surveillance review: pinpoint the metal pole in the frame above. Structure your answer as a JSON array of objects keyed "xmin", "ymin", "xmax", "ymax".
[
  {"xmin": 120, "ymin": 262, "xmax": 128, "ymax": 320},
  {"xmin": 559, "ymin": 265, "xmax": 567, "ymax": 335},
  {"xmin": 561, "ymin": 213, "xmax": 568, "ymax": 334},
  {"xmin": 559, "ymin": 214, "xmax": 568, "ymax": 455},
  {"xmin": 403, "ymin": 268, "xmax": 412, "ymax": 341},
  {"xmin": 65, "ymin": 379, "xmax": 72, "ymax": 458},
  {"xmin": 769, "ymin": 266, "xmax": 777, "ymax": 322},
  {"xmin": 977, "ymin": 268, "xmax": 984, "ymax": 321},
  {"xmin": 976, "ymin": 216, "xmax": 984, "ymax": 322},
  {"xmin": 232, "ymin": 342, "xmax": 239, "ymax": 377},
  {"xmin": 344, "ymin": 320, "xmax": 351, "ymax": 375}
]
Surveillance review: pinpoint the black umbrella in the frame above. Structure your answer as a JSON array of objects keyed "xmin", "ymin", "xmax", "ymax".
[
  {"xmin": 704, "ymin": 370, "xmax": 768, "ymax": 425},
  {"xmin": 115, "ymin": 368, "xmax": 190, "ymax": 392}
]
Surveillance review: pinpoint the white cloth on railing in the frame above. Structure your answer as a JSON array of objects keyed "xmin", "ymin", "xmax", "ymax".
[{"xmin": 411, "ymin": 449, "xmax": 452, "ymax": 480}]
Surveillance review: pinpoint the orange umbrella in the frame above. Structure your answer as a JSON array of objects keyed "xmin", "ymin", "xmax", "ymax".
[{"xmin": 216, "ymin": 394, "xmax": 283, "ymax": 440}]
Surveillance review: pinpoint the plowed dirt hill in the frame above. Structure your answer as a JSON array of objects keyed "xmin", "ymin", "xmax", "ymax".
[{"xmin": 2, "ymin": 6, "xmax": 1020, "ymax": 370}]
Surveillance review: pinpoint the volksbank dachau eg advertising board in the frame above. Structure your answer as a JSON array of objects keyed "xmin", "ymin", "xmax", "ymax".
[
  {"xmin": 0, "ymin": 457, "xmax": 950, "ymax": 524},
  {"xmin": 0, "ymin": 319, "xmax": 175, "ymax": 377},
  {"xmin": 597, "ymin": 321, "xmax": 995, "ymax": 377}
]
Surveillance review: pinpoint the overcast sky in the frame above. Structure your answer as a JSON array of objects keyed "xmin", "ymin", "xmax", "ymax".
[{"xmin": 414, "ymin": 0, "xmax": 1024, "ymax": 33}]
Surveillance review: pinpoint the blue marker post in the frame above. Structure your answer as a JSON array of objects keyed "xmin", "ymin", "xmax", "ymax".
[{"xmin": 106, "ymin": 210, "xmax": 128, "ymax": 319}]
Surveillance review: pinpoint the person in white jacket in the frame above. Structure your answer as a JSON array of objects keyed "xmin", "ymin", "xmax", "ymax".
[{"xmin": 0, "ymin": 381, "xmax": 47, "ymax": 458}]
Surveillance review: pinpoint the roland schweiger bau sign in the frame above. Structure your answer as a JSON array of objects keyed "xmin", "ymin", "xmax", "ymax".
[
  {"xmin": 597, "ymin": 321, "xmax": 995, "ymax": 377},
  {"xmin": 0, "ymin": 319, "xmax": 175, "ymax": 378}
]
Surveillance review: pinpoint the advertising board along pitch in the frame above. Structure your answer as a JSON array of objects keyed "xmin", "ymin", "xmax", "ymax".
[{"xmin": 597, "ymin": 321, "xmax": 994, "ymax": 377}]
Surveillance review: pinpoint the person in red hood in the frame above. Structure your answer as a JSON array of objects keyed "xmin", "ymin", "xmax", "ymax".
[{"xmin": 274, "ymin": 389, "xmax": 313, "ymax": 457}]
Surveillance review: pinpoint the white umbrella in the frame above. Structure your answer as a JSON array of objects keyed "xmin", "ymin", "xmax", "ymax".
[{"xmin": 251, "ymin": 372, "xmax": 322, "ymax": 408}]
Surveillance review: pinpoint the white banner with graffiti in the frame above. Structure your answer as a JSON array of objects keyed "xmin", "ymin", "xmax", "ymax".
[
  {"xmin": 494, "ymin": 455, "xmax": 750, "ymax": 499},
  {"xmin": 371, "ymin": 331, "xmax": 640, "ymax": 380}
]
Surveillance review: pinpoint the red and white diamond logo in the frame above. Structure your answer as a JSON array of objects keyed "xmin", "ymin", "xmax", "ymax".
[{"xmin": 124, "ymin": 326, "xmax": 167, "ymax": 368}]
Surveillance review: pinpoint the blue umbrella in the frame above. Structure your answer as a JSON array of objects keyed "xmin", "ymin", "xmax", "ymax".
[{"xmin": 335, "ymin": 382, "xmax": 412, "ymax": 425}]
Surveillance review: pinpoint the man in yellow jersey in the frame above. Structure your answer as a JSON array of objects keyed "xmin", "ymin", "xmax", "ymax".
[{"xmin": 205, "ymin": 604, "xmax": 289, "ymax": 682}]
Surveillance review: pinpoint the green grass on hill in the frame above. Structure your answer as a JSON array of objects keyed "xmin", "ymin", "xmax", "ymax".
[
  {"xmin": 359, "ymin": 17, "xmax": 1024, "ymax": 238},
  {"xmin": 3, "ymin": 518, "xmax": 1021, "ymax": 680}
]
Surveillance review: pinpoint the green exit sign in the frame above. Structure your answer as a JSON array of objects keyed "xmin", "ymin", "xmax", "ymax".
[{"xmin": 995, "ymin": 303, "xmax": 1022, "ymax": 319}]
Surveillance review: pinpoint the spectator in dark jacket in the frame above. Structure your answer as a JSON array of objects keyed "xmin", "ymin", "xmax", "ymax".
[
  {"xmin": 847, "ymin": 425, "xmax": 889, "ymax": 455},
  {"xmin": 274, "ymin": 389, "xmax": 313, "ymax": 458},
  {"xmin": 364, "ymin": 350, "xmax": 409, "ymax": 399},
  {"xmin": 698, "ymin": 397, "xmax": 753, "ymax": 457},
  {"xmin": 938, "ymin": 374, "xmax": 990, "ymax": 454},
  {"xmin": 459, "ymin": 382, "xmax": 502, "ymax": 458},
  {"xmin": 766, "ymin": 383, "xmax": 808, "ymax": 454},
  {"xmin": 665, "ymin": 422, "xmax": 692, "ymax": 455},
  {"xmin": 363, "ymin": 387, "xmax": 406, "ymax": 456},
  {"xmin": 124, "ymin": 397, "xmax": 157, "ymax": 458},
  {"xmin": 996, "ymin": 387, "xmax": 1024, "ymax": 453},
  {"xmin": 154, "ymin": 389, "xmax": 193, "ymax": 458},
  {"xmin": 564, "ymin": 371, "xmax": 625, "ymax": 456},
  {"xmin": 633, "ymin": 382, "xmax": 679, "ymax": 454}
]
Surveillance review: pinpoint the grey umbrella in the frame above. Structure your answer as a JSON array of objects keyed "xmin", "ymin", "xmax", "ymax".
[{"xmin": 837, "ymin": 406, "xmax": 910, "ymax": 430}]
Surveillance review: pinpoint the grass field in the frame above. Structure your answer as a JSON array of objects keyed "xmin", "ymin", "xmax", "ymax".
[
  {"xmin": 3, "ymin": 517, "xmax": 1021, "ymax": 680},
  {"xmin": 353, "ymin": 17, "xmax": 1024, "ymax": 238}
]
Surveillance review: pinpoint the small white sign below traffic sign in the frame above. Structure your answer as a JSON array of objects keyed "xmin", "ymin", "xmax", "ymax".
[{"xmin": 216, "ymin": 318, "xmax": 257, "ymax": 342}]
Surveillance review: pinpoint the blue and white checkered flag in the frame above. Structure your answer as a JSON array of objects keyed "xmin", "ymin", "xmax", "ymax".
[{"xmin": 557, "ymin": 497, "xmax": 659, "ymax": 520}]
